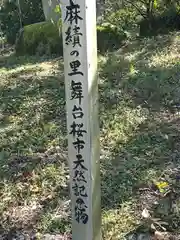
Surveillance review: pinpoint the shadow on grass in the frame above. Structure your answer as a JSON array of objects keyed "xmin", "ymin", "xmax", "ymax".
[
  {"xmin": 0, "ymin": 73, "xmax": 66, "ymax": 155},
  {"xmin": 0, "ymin": 55, "xmax": 71, "ymax": 237},
  {"xmin": 101, "ymin": 114, "xmax": 180, "ymax": 205},
  {"xmin": 0, "ymin": 50, "xmax": 63, "ymax": 70},
  {"xmin": 0, "ymin": 31, "xmax": 180, "ymax": 238},
  {"xmin": 99, "ymin": 32, "xmax": 180, "ymax": 237},
  {"xmin": 99, "ymin": 33, "xmax": 180, "ymax": 111}
]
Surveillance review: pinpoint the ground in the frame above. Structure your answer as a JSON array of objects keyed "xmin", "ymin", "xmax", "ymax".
[{"xmin": 0, "ymin": 31, "xmax": 180, "ymax": 239}]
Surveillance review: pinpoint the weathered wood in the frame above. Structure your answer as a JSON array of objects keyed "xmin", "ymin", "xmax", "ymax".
[{"xmin": 61, "ymin": 0, "xmax": 101, "ymax": 239}]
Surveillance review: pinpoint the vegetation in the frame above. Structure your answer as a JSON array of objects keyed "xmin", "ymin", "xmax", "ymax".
[
  {"xmin": 0, "ymin": 0, "xmax": 44, "ymax": 44},
  {"xmin": 0, "ymin": 0, "xmax": 180, "ymax": 239},
  {"xmin": 97, "ymin": 24, "xmax": 127, "ymax": 52},
  {"xmin": 104, "ymin": 0, "xmax": 180, "ymax": 36},
  {"xmin": 15, "ymin": 22, "xmax": 63, "ymax": 56},
  {"xmin": 0, "ymin": 31, "xmax": 180, "ymax": 239},
  {"xmin": 15, "ymin": 21, "xmax": 126, "ymax": 56},
  {"xmin": 0, "ymin": 0, "xmax": 179, "ymax": 46}
]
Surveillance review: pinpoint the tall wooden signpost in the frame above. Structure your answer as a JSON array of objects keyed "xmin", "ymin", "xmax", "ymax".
[{"xmin": 61, "ymin": 0, "xmax": 101, "ymax": 239}]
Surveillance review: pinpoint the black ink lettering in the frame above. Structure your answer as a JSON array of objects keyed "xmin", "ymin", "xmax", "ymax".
[
  {"xmin": 72, "ymin": 183, "xmax": 88, "ymax": 197},
  {"xmin": 73, "ymin": 138, "xmax": 85, "ymax": 153},
  {"xmin": 70, "ymin": 80, "xmax": 83, "ymax": 105},
  {"xmin": 73, "ymin": 169, "xmax": 87, "ymax": 183},
  {"xmin": 66, "ymin": 26, "xmax": 82, "ymax": 47},
  {"xmin": 65, "ymin": 25, "xmax": 82, "ymax": 47},
  {"xmin": 65, "ymin": 0, "xmax": 83, "ymax": 25},
  {"xmin": 72, "ymin": 35, "xmax": 81, "ymax": 47},
  {"xmin": 72, "ymin": 105, "xmax": 84, "ymax": 119},
  {"xmin": 65, "ymin": 27, "xmax": 72, "ymax": 45},
  {"xmin": 73, "ymin": 154, "xmax": 87, "ymax": 170},
  {"xmin": 69, "ymin": 121, "xmax": 86, "ymax": 138},
  {"xmin": 68, "ymin": 60, "xmax": 83, "ymax": 76},
  {"xmin": 75, "ymin": 198, "xmax": 88, "ymax": 224},
  {"xmin": 73, "ymin": 139, "xmax": 85, "ymax": 153},
  {"xmin": 71, "ymin": 50, "xmax": 79, "ymax": 57},
  {"xmin": 72, "ymin": 26, "xmax": 82, "ymax": 47}
]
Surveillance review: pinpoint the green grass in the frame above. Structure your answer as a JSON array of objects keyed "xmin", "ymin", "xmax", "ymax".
[{"xmin": 0, "ymin": 31, "xmax": 180, "ymax": 239}]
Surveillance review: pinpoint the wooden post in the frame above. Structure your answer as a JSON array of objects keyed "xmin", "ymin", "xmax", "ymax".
[{"xmin": 61, "ymin": 0, "xmax": 101, "ymax": 239}]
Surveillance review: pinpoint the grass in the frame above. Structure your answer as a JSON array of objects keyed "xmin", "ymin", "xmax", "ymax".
[{"xmin": 0, "ymin": 31, "xmax": 180, "ymax": 239}]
